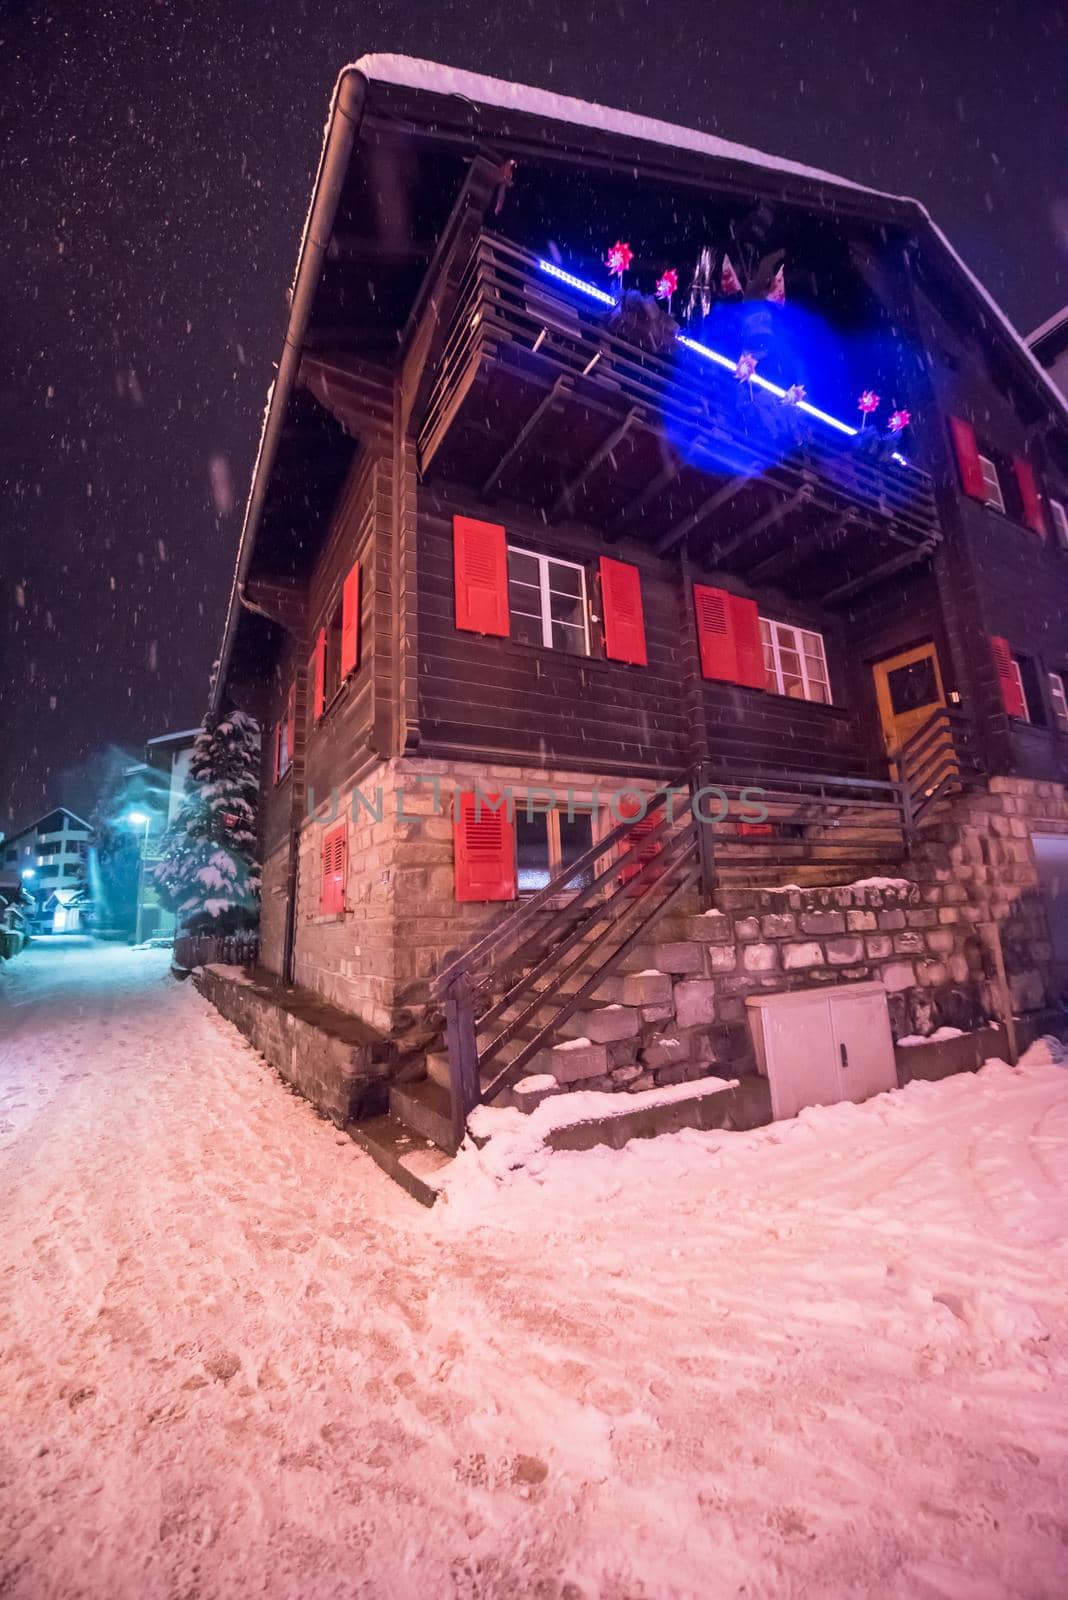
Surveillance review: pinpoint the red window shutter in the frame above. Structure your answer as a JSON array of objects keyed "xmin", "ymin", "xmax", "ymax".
[
  {"xmin": 729, "ymin": 594, "xmax": 766, "ymax": 690},
  {"xmin": 599, "ymin": 557, "xmax": 647, "ymax": 666},
  {"xmin": 1013, "ymin": 458, "xmax": 1045, "ymax": 536},
  {"xmin": 694, "ymin": 585, "xmax": 764, "ymax": 688},
  {"xmin": 453, "ymin": 516, "xmax": 510, "ymax": 636},
  {"xmin": 272, "ymin": 721, "xmax": 282, "ymax": 784},
  {"xmin": 453, "ymin": 792, "xmax": 516, "ymax": 902},
  {"xmin": 320, "ymin": 822, "xmax": 347, "ymax": 914},
  {"xmin": 617, "ymin": 795, "xmax": 663, "ymax": 886},
  {"xmin": 694, "ymin": 584, "xmax": 736, "ymax": 681},
  {"xmin": 948, "ymin": 416, "xmax": 985, "ymax": 500},
  {"xmin": 286, "ymin": 684, "xmax": 296, "ymax": 768},
  {"xmin": 311, "ymin": 628, "xmax": 326, "ymax": 721},
  {"xmin": 340, "ymin": 562, "xmax": 360, "ymax": 675},
  {"xmin": 990, "ymin": 635, "xmax": 1026, "ymax": 718}
]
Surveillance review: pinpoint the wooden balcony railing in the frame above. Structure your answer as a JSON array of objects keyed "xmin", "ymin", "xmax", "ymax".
[{"xmin": 415, "ymin": 232, "xmax": 941, "ymax": 603}]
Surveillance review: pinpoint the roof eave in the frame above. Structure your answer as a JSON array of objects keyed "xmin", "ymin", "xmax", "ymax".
[{"xmin": 210, "ymin": 66, "xmax": 370, "ymax": 718}]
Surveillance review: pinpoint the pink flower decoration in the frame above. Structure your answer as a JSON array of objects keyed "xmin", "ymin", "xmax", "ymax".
[
  {"xmin": 734, "ymin": 352, "xmax": 758, "ymax": 382},
  {"xmin": 888, "ymin": 409, "xmax": 911, "ymax": 433},
  {"xmin": 858, "ymin": 389, "xmax": 880, "ymax": 415},
  {"xmin": 655, "ymin": 268, "xmax": 678, "ymax": 301},
  {"xmin": 783, "ymin": 383, "xmax": 807, "ymax": 406},
  {"xmin": 606, "ymin": 241, "xmax": 633, "ymax": 277}
]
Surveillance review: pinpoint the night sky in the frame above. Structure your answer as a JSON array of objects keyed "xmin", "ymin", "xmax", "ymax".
[{"xmin": 3, "ymin": 0, "xmax": 1066, "ymax": 834}]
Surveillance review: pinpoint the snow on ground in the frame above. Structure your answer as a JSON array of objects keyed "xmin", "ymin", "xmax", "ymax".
[{"xmin": 2, "ymin": 938, "xmax": 1067, "ymax": 1599}]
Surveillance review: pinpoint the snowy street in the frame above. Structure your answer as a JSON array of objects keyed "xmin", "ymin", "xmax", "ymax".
[{"xmin": 1, "ymin": 940, "xmax": 1067, "ymax": 1599}]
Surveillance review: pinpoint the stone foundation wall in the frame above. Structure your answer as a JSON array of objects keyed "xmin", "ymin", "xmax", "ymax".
[
  {"xmin": 194, "ymin": 964, "xmax": 392, "ymax": 1124},
  {"xmin": 911, "ymin": 776, "xmax": 1067, "ymax": 1015},
  {"xmin": 287, "ymin": 756, "xmax": 664, "ymax": 1034},
  {"xmin": 259, "ymin": 761, "xmax": 1062, "ymax": 1095}
]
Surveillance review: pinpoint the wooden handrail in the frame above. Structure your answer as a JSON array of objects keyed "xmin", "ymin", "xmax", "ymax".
[{"xmin": 430, "ymin": 778, "xmax": 688, "ymax": 996}]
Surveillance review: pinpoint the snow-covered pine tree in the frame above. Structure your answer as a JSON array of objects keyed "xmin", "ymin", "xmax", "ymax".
[{"xmin": 154, "ymin": 711, "xmax": 262, "ymax": 934}]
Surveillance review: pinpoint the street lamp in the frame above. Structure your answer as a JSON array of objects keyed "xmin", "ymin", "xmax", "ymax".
[{"xmin": 124, "ymin": 810, "xmax": 152, "ymax": 944}]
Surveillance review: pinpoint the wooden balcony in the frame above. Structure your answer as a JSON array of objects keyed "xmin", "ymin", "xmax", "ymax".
[{"xmin": 415, "ymin": 233, "xmax": 942, "ymax": 606}]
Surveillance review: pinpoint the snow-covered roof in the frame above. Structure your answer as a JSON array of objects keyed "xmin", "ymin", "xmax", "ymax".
[
  {"xmin": 350, "ymin": 55, "xmax": 1068, "ymax": 429},
  {"xmin": 350, "ymin": 54, "xmax": 895, "ymax": 202}
]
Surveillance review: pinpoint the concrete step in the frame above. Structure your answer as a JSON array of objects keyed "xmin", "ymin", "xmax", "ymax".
[
  {"xmin": 471, "ymin": 1072, "xmax": 773, "ymax": 1156},
  {"xmin": 345, "ymin": 1113, "xmax": 451, "ymax": 1206},
  {"xmin": 389, "ymin": 1078, "xmax": 455, "ymax": 1152}
]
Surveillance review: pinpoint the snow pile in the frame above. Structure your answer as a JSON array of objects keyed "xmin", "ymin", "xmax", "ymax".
[
  {"xmin": 897, "ymin": 1025, "xmax": 966, "ymax": 1046},
  {"xmin": 2, "ymin": 941, "xmax": 1067, "ymax": 1599}
]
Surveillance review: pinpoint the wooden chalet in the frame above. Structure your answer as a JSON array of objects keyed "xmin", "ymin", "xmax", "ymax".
[{"xmin": 209, "ymin": 57, "xmax": 1068, "ymax": 1159}]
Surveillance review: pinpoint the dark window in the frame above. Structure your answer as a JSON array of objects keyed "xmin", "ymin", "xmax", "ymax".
[
  {"xmin": 1048, "ymin": 672, "xmax": 1068, "ymax": 734},
  {"xmin": 323, "ymin": 598, "xmax": 344, "ymax": 706},
  {"xmin": 1014, "ymin": 655, "xmax": 1045, "ymax": 726},
  {"xmin": 514, "ymin": 806, "xmax": 595, "ymax": 893},
  {"xmin": 887, "ymin": 656, "xmax": 939, "ymax": 716}
]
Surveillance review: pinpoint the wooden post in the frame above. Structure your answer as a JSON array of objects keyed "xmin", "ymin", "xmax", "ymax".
[
  {"xmin": 980, "ymin": 920, "xmax": 1019, "ymax": 1066},
  {"xmin": 443, "ymin": 976, "xmax": 481, "ymax": 1152},
  {"xmin": 693, "ymin": 768, "xmax": 719, "ymax": 908}
]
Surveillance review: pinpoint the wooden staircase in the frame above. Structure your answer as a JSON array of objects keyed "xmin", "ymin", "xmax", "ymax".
[{"xmin": 395, "ymin": 766, "xmax": 915, "ymax": 1154}]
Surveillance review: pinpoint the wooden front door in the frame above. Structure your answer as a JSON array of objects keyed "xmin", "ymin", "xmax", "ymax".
[{"xmin": 872, "ymin": 642, "xmax": 946, "ymax": 760}]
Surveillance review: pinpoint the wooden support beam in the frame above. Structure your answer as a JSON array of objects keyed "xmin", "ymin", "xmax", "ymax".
[
  {"xmin": 820, "ymin": 540, "xmax": 936, "ymax": 606},
  {"xmin": 747, "ymin": 509, "xmax": 855, "ymax": 583},
  {"xmin": 481, "ymin": 377, "xmax": 571, "ymax": 497},
  {"xmin": 606, "ymin": 454, "xmax": 678, "ymax": 538},
  {"xmin": 548, "ymin": 408, "xmax": 639, "ymax": 522},
  {"xmin": 655, "ymin": 474, "xmax": 750, "ymax": 555},
  {"xmin": 242, "ymin": 576, "xmax": 308, "ymax": 638},
  {"xmin": 704, "ymin": 483, "xmax": 814, "ymax": 567}
]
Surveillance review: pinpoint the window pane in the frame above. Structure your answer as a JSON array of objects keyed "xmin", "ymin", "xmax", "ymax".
[
  {"xmin": 508, "ymin": 579, "xmax": 541, "ymax": 616},
  {"xmin": 515, "ymin": 812, "xmax": 551, "ymax": 892},
  {"xmin": 511, "ymin": 610, "xmax": 543, "ymax": 648},
  {"xmin": 782, "ymin": 672, "xmax": 806, "ymax": 699},
  {"xmin": 559, "ymin": 811, "xmax": 594, "ymax": 888},
  {"xmin": 551, "ymin": 620, "xmax": 588, "ymax": 656},
  {"xmin": 550, "ymin": 590, "xmax": 585, "ymax": 627},
  {"xmin": 507, "ymin": 549, "xmax": 539, "ymax": 585},
  {"xmin": 546, "ymin": 561, "xmax": 582, "ymax": 598}
]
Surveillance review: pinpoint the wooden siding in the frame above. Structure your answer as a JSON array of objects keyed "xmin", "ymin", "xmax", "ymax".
[
  {"xmin": 911, "ymin": 278, "xmax": 1068, "ymax": 782},
  {"xmin": 414, "ymin": 484, "xmax": 881, "ymax": 781},
  {"xmin": 303, "ymin": 453, "xmax": 387, "ymax": 813}
]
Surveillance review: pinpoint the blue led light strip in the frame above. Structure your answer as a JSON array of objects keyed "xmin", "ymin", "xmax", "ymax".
[{"xmin": 537, "ymin": 259, "xmax": 861, "ymax": 440}]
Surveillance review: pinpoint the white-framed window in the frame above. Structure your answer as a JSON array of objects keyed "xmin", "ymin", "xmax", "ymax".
[
  {"xmin": 1048, "ymin": 671, "xmax": 1068, "ymax": 734},
  {"xmin": 1010, "ymin": 657, "xmax": 1031, "ymax": 723},
  {"xmin": 978, "ymin": 453, "xmax": 1006, "ymax": 514},
  {"xmin": 514, "ymin": 802, "xmax": 599, "ymax": 892},
  {"xmin": 507, "ymin": 545, "xmax": 590, "ymax": 656},
  {"xmin": 1048, "ymin": 498, "xmax": 1068, "ymax": 551},
  {"xmin": 759, "ymin": 618, "xmax": 832, "ymax": 704}
]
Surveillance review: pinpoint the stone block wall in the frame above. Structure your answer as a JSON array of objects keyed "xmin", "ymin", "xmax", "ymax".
[
  {"xmin": 286, "ymin": 755, "xmax": 665, "ymax": 1034},
  {"xmin": 252, "ymin": 760, "xmax": 1062, "ymax": 1104}
]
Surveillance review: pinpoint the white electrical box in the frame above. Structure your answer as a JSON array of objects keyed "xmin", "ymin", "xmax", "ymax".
[{"xmin": 746, "ymin": 981, "xmax": 897, "ymax": 1121}]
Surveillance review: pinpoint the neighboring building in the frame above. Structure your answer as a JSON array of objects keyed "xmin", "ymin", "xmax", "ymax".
[
  {"xmin": 1029, "ymin": 305, "xmax": 1068, "ymax": 404},
  {"xmin": 1, "ymin": 808, "xmax": 92, "ymax": 931},
  {"xmin": 129, "ymin": 728, "xmax": 199, "ymax": 941},
  {"xmin": 206, "ymin": 57, "xmax": 1068, "ymax": 1157},
  {"xmin": 0, "ymin": 878, "xmax": 32, "ymax": 957}
]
